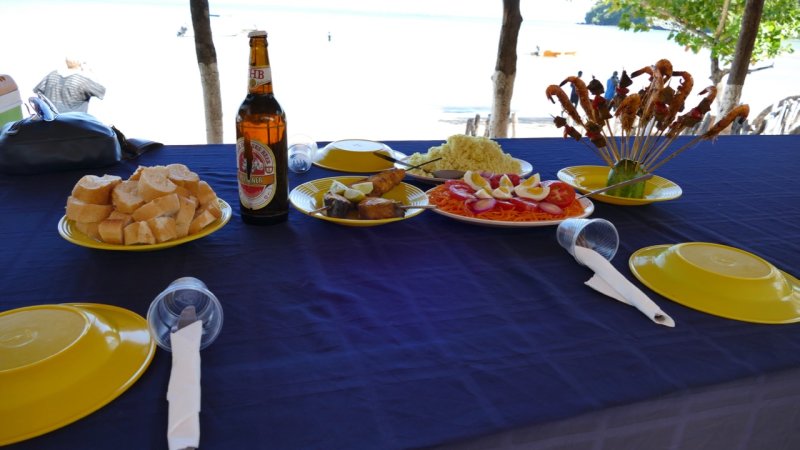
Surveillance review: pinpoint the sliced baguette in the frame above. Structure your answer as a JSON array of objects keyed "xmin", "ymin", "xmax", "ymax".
[
  {"xmin": 147, "ymin": 216, "xmax": 178, "ymax": 243},
  {"xmin": 123, "ymin": 221, "xmax": 156, "ymax": 245},
  {"xmin": 66, "ymin": 196, "xmax": 114, "ymax": 223},
  {"xmin": 71, "ymin": 174, "xmax": 121, "ymax": 205},
  {"xmin": 75, "ymin": 221, "xmax": 101, "ymax": 240},
  {"xmin": 138, "ymin": 167, "xmax": 177, "ymax": 202},
  {"xmin": 98, "ymin": 219, "xmax": 126, "ymax": 245},
  {"xmin": 167, "ymin": 163, "xmax": 200, "ymax": 194},
  {"xmin": 132, "ymin": 193, "xmax": 181, "ymax": 222},
  {"xmin": 188, "ymin": 209, "xmax": 216, "ymax": 235},
  {"xmin": 175, "ymin": 196, "xmax": 198, "ymax": 238},
  {"xmin": 196, "ymin": 180, "xmax": 218, "ymax": 207},
  {"xmin": 112, "ymin": 180, "xmax": 145, "ymax": 214}
]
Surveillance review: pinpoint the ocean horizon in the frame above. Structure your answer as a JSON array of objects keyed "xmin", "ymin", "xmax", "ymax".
[{"xmin": 2, "ymin": 0, "xmax": 798, "ymax": 144}]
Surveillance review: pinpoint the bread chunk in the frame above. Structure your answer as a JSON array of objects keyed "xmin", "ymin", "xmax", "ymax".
[
  {"xmin": 189, "ymin": 209, "xmax": 216, "ymax": 235},
  {"xmin": 167, "ymin": 163, "xmax": 200, "ymax": 194},
  {"xmin": 75, "ymin": 221, "xmax": 101, "ymax": 240},
  {"xmin": 147, "ymin": 216, "xmax": 178, "ymax": 243},
  {"xmin": 112, "ymin": 180, "xmax": 145, "ymax": 214},
  {"xmin": 71, "ymin": 174, "xmax": 121, "ymax": 204},
  {"xmin": 98, "ymin": 219, "xmax": 126, "ymax": 245},
  {"xmin": 123, "ymin": 221, "xmax": 156, "ymax": 245},
  {"xmin": 132, "ymin": 193, "xmax": 180, "ymax": 222},
  {"xmin": 175, "ymin": 196, "xmax": 198, "ymax": 238},
  {"xmin": 138, "ymin": 168, "xmax": 177, "ymax": 202},
  {"xmin": 196, "ymin": 180, "xmax": 217, "ymax": 206},
  {"xmin": 66, "ymin": 196, "xmax": 114, "ymax": 223}
]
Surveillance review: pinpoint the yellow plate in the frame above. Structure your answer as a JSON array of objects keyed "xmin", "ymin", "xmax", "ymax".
[
  {"xmin": 557, "ymin": 165, "xmax": 682, "ymax": 206},
  {"xmin": 58, "ymin": 199, "xmax": 232, "ymax": 251},
  {"xmin": 630, "ymin": 243, "xmax": 800, "ymax": 324},
  {"xmin": 313, "ymin": 139, "xmax": 404, "ymax": 173},
  {"xmin": 0, "ymin": 303, "xmax": 156, "ymax": 445},
  {"xmin": 290, "ymin": 176, "xmax": 429, "ymax": 227}
]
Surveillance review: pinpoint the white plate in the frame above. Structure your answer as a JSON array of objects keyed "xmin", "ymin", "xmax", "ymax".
[
  {"xmin": 398, "ymin": 158, "xmax": 534, "ymax": 184},
  {"xmin": 426, "ymin": 193, "xmax": 594, "ymax": 227}
]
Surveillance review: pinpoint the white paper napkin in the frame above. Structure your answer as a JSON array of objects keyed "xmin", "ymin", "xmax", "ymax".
[
  {"xmin": 167, "ymin": 320, "xmax": 202, "ymax": 450},
  {"xmin": 574, "ymin": 246, "xmax": 675, "ymax": 327}
]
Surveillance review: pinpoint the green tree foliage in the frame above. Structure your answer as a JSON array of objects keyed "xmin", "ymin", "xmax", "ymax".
[{"xmin": 603, "ymin": 0, "xmax": 800, "ymax": 83}]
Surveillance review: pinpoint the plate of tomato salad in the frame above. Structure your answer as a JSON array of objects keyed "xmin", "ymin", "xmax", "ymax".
[{"xmin": 425, "ymin": 172, "xmax": 593, "ymax": 227}]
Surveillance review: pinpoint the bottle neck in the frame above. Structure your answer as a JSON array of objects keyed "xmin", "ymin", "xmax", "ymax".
[{"xmin": 247, "ymin": 36, "xmax": 273, "ymax": 95}]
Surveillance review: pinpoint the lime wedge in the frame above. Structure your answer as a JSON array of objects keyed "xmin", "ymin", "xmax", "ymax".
[
  {"xmin": 350, "ymin": 182, "xmax": 374, "ymax": 195},
  {"xmin": 329, "ymin": 180, "xmax": 349, "ymax": 194},
  {"xmin": 343, "ymin": 188, "xmax": 366, "ymax": 202}
]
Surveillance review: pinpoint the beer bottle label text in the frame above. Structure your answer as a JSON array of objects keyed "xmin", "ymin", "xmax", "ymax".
[
  {"xmin": 236, "ymin": 138, "xmax": 277, "ymax": 210},
  {"xmin": 248, "ymin": 66, "xmax": 272, "ymax": 89}
]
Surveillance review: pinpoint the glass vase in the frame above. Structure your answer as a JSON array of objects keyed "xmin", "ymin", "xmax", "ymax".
[{"xmin": 606, "ymin": 159, "xmax": 647, "ymax": 198}]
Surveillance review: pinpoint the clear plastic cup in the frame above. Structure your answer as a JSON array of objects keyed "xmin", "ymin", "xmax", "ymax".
[
  {"xmin": 146, "ymin": 277, "xmax": 223, "ymax": 351},
  {"xmin": 288, "ymin": 135, "xmax": 318, "ymax": 174},
  {"xmin": 556, "ymin": 218, "xmax": 619, "ymax": 263}
]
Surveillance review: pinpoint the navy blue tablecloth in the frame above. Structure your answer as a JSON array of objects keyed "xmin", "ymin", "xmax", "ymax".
[{"xmin": 1, "ymin": 136, "xmax": 798, "ymax": 449}]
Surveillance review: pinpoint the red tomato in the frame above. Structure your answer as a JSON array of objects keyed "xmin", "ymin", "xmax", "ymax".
[
  {"xmin": 489, "ymin": 174, "xmax": 502, "ymax": 189},
  {"xmin": 542, "ymin": 181, "xmax": 576, "ymax": 207},
  {"xmin": 506, "ymin": 174, "xmax": 521, "ymax": 186}
]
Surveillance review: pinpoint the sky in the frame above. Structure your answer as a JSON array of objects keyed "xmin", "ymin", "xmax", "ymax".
[{"xmin": 1, "ymin": 0, "xmax": 596, "ymax": 24}]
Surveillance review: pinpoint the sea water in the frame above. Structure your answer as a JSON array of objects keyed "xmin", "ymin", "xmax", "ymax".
[{"xmin": 2, "ymin": 0, "xmax": 797, "ymax": 144}]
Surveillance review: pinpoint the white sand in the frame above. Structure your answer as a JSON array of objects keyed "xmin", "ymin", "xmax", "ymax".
[{"xmin": 2, "ymin": 1, "xmax": 798, "ymax": 144}]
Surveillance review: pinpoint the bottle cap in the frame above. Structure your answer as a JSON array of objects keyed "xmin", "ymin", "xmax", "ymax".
[{"xmin": 248, "ymin": 30, "xmax": 267, "ymax": 38}]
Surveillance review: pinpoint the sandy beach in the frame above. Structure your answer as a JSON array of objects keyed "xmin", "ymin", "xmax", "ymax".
[{"xmin": 2, "ymin": 0, "xmax": 798, "ymax": 145}]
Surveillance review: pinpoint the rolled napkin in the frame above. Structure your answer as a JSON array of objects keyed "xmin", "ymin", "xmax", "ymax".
[
  {"xmin": 167, "ymin": 320, "xmax": 202, "ymax": 450},
  {"xmin": 574, "ymin": 246, "xmax": 675, "ymax": 327}
]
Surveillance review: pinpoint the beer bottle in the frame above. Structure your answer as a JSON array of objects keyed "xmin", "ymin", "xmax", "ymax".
[{"xmin": 236, "ymin": 30, "xmax": 288, "ymax": 225}]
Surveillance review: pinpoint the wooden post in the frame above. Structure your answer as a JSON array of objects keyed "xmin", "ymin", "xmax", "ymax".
[
  {"xmin": 465, "ymin": 118, "xmax": 475, "ymax": 136},
  {"xmin": 484, "ymin": 114, "xmax": 492, "ymax": 137}
]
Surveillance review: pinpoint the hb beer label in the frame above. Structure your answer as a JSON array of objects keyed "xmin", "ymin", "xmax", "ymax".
[{"xmin": 248, "ymin": 66, "xmax": 272, "ymax": 89}]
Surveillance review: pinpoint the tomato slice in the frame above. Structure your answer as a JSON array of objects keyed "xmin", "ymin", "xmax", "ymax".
[
  {"xmin": 542, "ymin": 181, "xmax": 576, "ymax": 207},
  {"xmin": 495, "ymin": 200, "xmax": 515, "ymax": 211}
]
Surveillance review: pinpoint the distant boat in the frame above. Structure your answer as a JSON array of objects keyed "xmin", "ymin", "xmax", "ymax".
[{"xmin": 533, "ymin": 50, "xmax": 578, "ymax": 57}]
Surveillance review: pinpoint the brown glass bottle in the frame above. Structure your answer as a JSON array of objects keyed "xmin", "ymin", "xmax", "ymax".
[{"xmin": 236, "ymin": 30, "xmax": 288, "ymax": 225}]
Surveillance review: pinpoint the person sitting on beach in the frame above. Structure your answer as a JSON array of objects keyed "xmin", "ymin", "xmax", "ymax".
[
  {"xmin": 33, "ymin": 56, "xmax": 106, "ymax": 113},
  {"xmin": 569, "ymin": 70, "xmax": 582, "ymax": 106},
  {"xmin": 605, "ymin": 70, "xmax": 619, "ymax": 102}
]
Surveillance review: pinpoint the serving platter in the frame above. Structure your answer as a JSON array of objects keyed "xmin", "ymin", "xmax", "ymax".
[
  {"xmin": 290, "ymin": 176, "xmax": 429, "ymax": 227},
  {"xmin": 399, "ymin": 157, "xmax": 534, "ymax": 184},
  {"xmin": 0, "ymin": 303, "xmax": 155, "ymax": 445},
  {"xmin": 557, "ymin": 165, "xmax": 682, "ymax": 206},
  {"xmin": 58, "ymin": 199, "xmax": 232, "ymax": 251},
  {"xmin": 425, "ymin": 193, "xmax": 594, "ymax": 227}
]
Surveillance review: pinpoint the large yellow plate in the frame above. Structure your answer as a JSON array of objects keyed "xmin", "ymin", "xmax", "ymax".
[
  {"xmin": 557, "ymin": 165, "xmax": 682, "ymax": 206},
  {"xmin": 313, "ymin": 139, "xmax": 404, "ymax": 173},
  {"xmin": 0, "ymin": 303, "xmax": 156, "ymax": 445},
  {"xmin": 290, "ymin": 176, "xmax": 429, "ymax": 227},
  {"xmin": 58, "ymin": 199, "xmax": 232, "ymax": 251},
  {"xmin": 629, "ymin": 243, "xmax": 800, "ymax": 324}
]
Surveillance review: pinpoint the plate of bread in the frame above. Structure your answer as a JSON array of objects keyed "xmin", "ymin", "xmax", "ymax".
[{"xmin": 59, "ymin": 164, "xmax": 231, "ymax": 251}]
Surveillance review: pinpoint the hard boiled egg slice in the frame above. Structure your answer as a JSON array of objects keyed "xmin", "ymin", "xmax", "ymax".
[
  {"xmin": 492, "ymin": 185, "xmax": 513, "ymax": 199},
  {"xmin": 498, "ymin": 174, "xmax": 514, "ymax": 190},
  {"xmin": 475, "ymin": 188, "xmax": 494, "ymax": 199},
  {"xmin": 518, "ymin": 173, "xmax": 541, "ymax": 189},
  {"xmin": 514, "ymin": 184, "xmax": 550, "ymax": 201},
  {"xmin": 463, "ymin": 170, "xmax": 492, "ymax": 192}
]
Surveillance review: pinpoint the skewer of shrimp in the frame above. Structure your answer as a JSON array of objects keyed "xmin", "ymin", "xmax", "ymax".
[
  {"xmin": 560, "ymin": 76, "xmax": 596, "ymax": 124},
  {"xmin": 646, "ymin": 104, "xmax": 750, "ymax": 172},
  {"xmin": 546, "ymin": 85, "xmax": 583, "ymax": 126},
  {"xmin": 702, "ymin": 104, "xmax": 750, "ymax": 140}
]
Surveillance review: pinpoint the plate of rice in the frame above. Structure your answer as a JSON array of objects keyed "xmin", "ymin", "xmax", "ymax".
[{"xmin": 399, "ymin": 135, "xmax": 532, "ymax": 184}]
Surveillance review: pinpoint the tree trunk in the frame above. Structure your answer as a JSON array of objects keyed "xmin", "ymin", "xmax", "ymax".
[
  {"xmin": 190, "ymin": 0, "xmax": 223, "ymax": 144},
  {"xmin": 489, "ymin": 0, "xmax": 522, "ymax": 138},
  {"xmin": 719, "ymin": 0, "xmax": 765, "ymax": 117}
]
